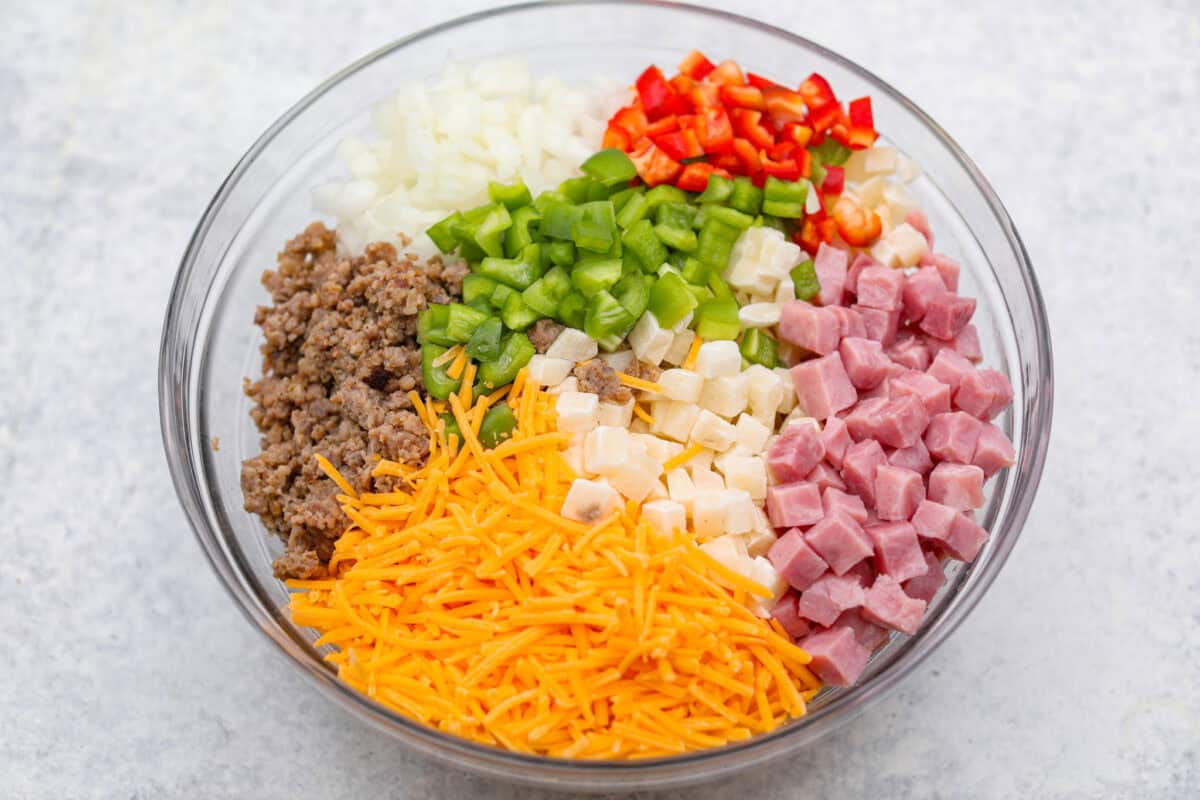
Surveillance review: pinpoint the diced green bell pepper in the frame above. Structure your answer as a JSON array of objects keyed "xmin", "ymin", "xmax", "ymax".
[
  {"xmin": 540, "ymin": 200, "xmax": 582, "ymax": 240},
  {"xmin": 571, "ymin": 258, "xmax": 622, "ymax": 297},
  {"xmin": 613, "ymin": 272, "xmax": 651, "ymax": 319},
  {"xmin": 584, "ymin": 290, "xmax": 636, "ymax": 351},
  {"xmin": 488, "ymin": 180, "xmax": 533, "ymax": 211},
  {"xmin": 654, "ymin": 223, "xmax": 698, "ymax": 253},
  {"xmin": 421, "ymin": 343, "xmax": 463, "ymax": 400},
  {"xmin": 609, "ymin": 185, "xmax": 643, "ymax": 215},
  {"xmin": 739, "ymin": 328, "xmax": 780, "ymax": 367},
  {"xmin": 445, "ymin": 303, "xmax": 491, "ymax": 343},
  {"xmin": 478, "ymin": 402, "xmax": 518, "ymax": 448},
  {"xmin": 558, "ymin": 176, "xmax": 595, "ymax": 204},
  {"xmin": 426, "ymin": 211, "xmax": 463, "ymax": 254},
  {"xmin": 572, "ymin": 201, "xmax": 617, "ymax": 253},
  {"xmin": 476, "ymin": 253, "xmax": 542, "ymax": 290},
  {"xmin": 547, "ymin": 240, "xmax": 576, "ymax": 267},
  {"xmin": 696, "ymin": 218, "xmax": 741, "ymax": 269},
  {"xmin": 462, "ymin": 274, "xmax": 499, "ymax": 306},
  {"xmin": 680, "ymin": 257, "xmax": 710, "ymax": 286},
  {"xmin": 810, "ymin": 139, "xmax": 852, "ymax": 167},
  {"xmin": 706, "ymin": 205, "xmax": 755, "ymax": 230},
  {"xmin": 465, "ymin": 316, "xmax": 504, "ymax": 362},
  {"xmin": 473, "ymin": 202, "xmax": 514, "ymax": 257},
  {"xmin": 615, "ymin": 191, "xmax": 650, "ymax": 229},
  {"xmin": 643, "ymin": 184, "xmax": 688, "ymax": 213},
  {"xmin": 790, "ymin": 258, "xmax": 821, "ymax": 301},
  {"xmin": 581, "ymin": 148, "xmax": 638, "ymax": 188},
  {"xmin": 696, "ymin": 174, "xmax": 734, "ymax": 204},
  {"xmin": 417, "ymin": 304, "xmax": 456, "ymax": 347},
  {"xmin": 478, "ymin": 332, "xmax": 536, "ymax": 389},
  {"xmin": 728, "ymin": 176, "xmax": 763, "ymax": 216},
  {"xmin": 521, "ymin": 266, "xmax": 572, "ymax": 317},
  {"xmin": 647, "ymin": 271, "xmax": 698, "ymax": 329},
  {"xmin": 762, "ymin": 176, "xmax": 809, "ymax": 219},
  {"xmin": 501, "ymin": 292, "xmax": 541, "ymax": 331},
  {"xmin": 694, "ymin": 296, "xmax": 741, "ymax": 340},
  {"xmin": 557, "ymin": 290, "xmax": 588, "ymax": 330},
  {"xmin": 490, "ymin": 283, "xmax": 517, "ymax": 310},
  {"xmin": 503, "ymin": 205, "xmax": 541, "ymax": 258},
  {"xmin": 622, "ymin": 218, "xmax": 669, "ymax": 272}
]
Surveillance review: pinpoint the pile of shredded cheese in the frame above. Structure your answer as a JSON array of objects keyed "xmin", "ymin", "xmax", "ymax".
[{"xmin": 288, "ymin": 371, "xmax": 818, "ymax": 758}]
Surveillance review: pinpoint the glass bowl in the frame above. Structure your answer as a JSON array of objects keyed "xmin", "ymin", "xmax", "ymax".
[{"xmin": 158, "ymin": 1, "xmax": 1053, "ymax": 791}]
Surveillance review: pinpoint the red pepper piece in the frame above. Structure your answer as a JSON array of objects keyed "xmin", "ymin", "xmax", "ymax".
[
  {"xmin": 796, "ymin": 219, "xmax": 821, "ymax": 255},
  {"xmin": 645, "ymin": 116, "xmax": 681, "ymax": 138},
  {"xmin": 602, "ymin": 124, "xmax": 631, "ymax": 151},
  {"xmin": 795, "ymin": 147, "xmax": 813, "ymax": 179},
  {"xmin": 767, "ymin": 140, "xmax": 797, "ymax": 161},
  {"xmin": 782, "ymin": 122, "xmax": 813, "ymax": 148},
  {"xmin": 610, "ymin": 103, "xmax": 648, "ymax": 142},
  {"xmin": 694, "ymin": 106, "xmax": 735, "ymax": 153},
  {"xmin": 679, "ymin": 50, "xmax": 716, "ymax": 80},
  {"xmin": 731, "ymin": 137, "xmax": 761, "ymax": 173},
  {"xmin": 799, "ymin": 73, "xmax": 838, "ymax": 110},
  {"xmin": 629, "ymin": 138, "xmax": 683, "ymax": 186},
  {"xmin": 637, "ymin": 66, "xmax": 689, "ymax": 121},
  {"xmin": 819, "ymin": 218, "xmax": 838, "ymax": 244},
  {"xmin": 710, "ymin": 152, "xmax": 747, "ymax": 176},
  {"xmin": 762, "ymin": 86, "xmax": 808, "ymax": 126},
  {"xmin": 746, "ymin": 72, "xmax": 782, "ymax": 90},
  {"xmin": 689, "ymin": 82, "xmax": 721, "ymax": 109},
  {"xmin": 731, "ymin": 109, "xmax": 774, "ymax": 150},
  {"xmin": 807, "ymin": 102, "xmax": 843, "ymax": 134},
  {"xmin": 761, "ymin": 156, "xmax": 801, "ymax": 181},
  {"xmin": 830, "ymin": 122, "xmax": 853, "ymax": 148},
  {"xmin": 832, "ymin": 195, "xmax": 883, "ymax": 246},
  {"xmin": 706, "ymin": 59, "xmax": 745, "ymax": 87},
  {"xmin": 846, "ymin": 98, "xmax": 878, "ymax": 149},
  {"xmin": 719, "ymin": 84, "xmax": 765, "ymax": 110},
  {"xmin": 821, "ymin": 165, "xmax": 845, "ymax": 195},
  {"xmin": 676, "ymin": 162, "xmax": 731, "ymax": 191},
  {"xmin": 654, "ymin": 129, "xmax": 704, "ymax": 161},
  {"xmin": 669, "ymin": 74, "xmax": 695, "ymax": 96}
]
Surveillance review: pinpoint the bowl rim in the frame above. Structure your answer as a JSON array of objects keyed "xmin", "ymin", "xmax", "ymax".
[{"xmin": 159, "ymin": 0, "xmax": 1053, "ymax": 786}]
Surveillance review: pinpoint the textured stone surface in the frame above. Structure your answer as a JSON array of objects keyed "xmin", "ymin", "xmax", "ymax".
[{"xmin": 2, "ymin": 1, "xmax": 1198, "ymax": 798}]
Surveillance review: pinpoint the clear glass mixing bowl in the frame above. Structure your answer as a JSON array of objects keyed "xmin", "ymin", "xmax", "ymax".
[{"xmin": 159, "ymin": 1, "xmax": 1053, "ymax": 791}]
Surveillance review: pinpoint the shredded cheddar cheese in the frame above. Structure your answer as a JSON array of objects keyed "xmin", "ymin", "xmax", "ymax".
[
  {"xmin": 615, "ymin": 371, "xmax": 663, "ymax": 395},
  {"xmin": 662, "ymin": 442, "xmax": 706, "ymax": 472},
  {"xmin": 683, "ymin": 336, "xmax": 704, "ymax": 370},
  {"xmin": 289, "ymin": 371, "xmax": 818, "ymax": 758}
]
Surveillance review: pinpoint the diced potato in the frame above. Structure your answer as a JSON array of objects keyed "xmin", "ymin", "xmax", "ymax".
[
  {"xmin": 658, "ymin": 368, "xmax": 704, "ymax": 404},
  {"xmin": 548, "ymin": 375, "xmax": 579, "ymax": 395},
  {"xmin": 561, "ymin": 478, "xmax": 621, "ymax": 523},
  {"xmin": 597, "ymin": 396, "xmax": 635, "ymax": 428},
  {"xmin": 651, "ymin": 399, "xmax": 700, "ymax": 443},
  {"xmin": 737, "ymin": 302, "xmax": 782, "ymax": 328},
  {"xmin": 690, "ymin": 466, "xmax": 725, "ymax": 494},
  {"xmin": 556, "ymin": 391, "xmax": 599, "ymax": 433},
  {"xmin": 693, "ymin": 340, "xmax": 741, "ymax": 379},
  {"xmin": 700, "ymin": 534, "xmax": 749, "ymax": 570},
  {"xmin": 628, "ymin": 312, "xmax": 673, "ymax": 366},
  {"xmin": 689, "ymin": 409, "xmax": 738, "ymax": 452},
  {"xmin": 599, "ymin": 349, "xmax": 636, "ymax": 373},
  {"xmin": 632, "ymin": 433, "xmax": 682, "ymax": 464},
  {"xmin": 662, "ymin": 329, "xmax": 695, "ymax": 366},
  {"xmin": 722, "ymin": 455, "xmax": 767, "ymax": 501},
  {"xmin": 773, "ymin": 367, "xmax": 798, "ymax": 414},
  {"xmin": 745, "ymin": 556, "xmax": 788, "ymax": 617},
  {"xmin": 560, "ymin": 444, "xmax": 586, "ymax": 477},
  {"xmin": 700, "ymin": 375, "xmax": 749, "ymax": 419},
  {"xmin": 606, "ymin": 454, "xmax": 663, "ymax": 502},
  {"xmin": 693, "ymin": 493, "xmax": 732, "ymax": 539},
  {"xmin": 733, "ymin": 414, "xmax": 771, "ymax": 455},
  {"xmin": 545, "ymin": 328, "xmax": 598, "ymax": 363},
  {"xmin": 647, "ymin": 478, "xmax": 669, "ymax": 501},
  {"xmin": 666, "ymin": 467, "xmax": 698, "ymax": 515},
  {"xmin": 781, "ymin": 409, "xmax": 821, "ymax": 434},
  {"xmin": 879, "ymin": 222, "xmax": 929, "ymax": 268},
  {"xmin": 774, "ymin": 278, "xmax": 796, "ymax": 305},
  {"xmin": 526, "ymin": 354, "xmax": 574, "ymax": 387},
  {"xmin": 721, "ymin": 488, "xmax": 757, "ymax": 535},
  {"xmin": 740, "ymin": 508, "xmax": 777, "ymax": 557},
  {"xmin": 745, "ymin": 365, "xmax": 785, "ymax": 420},
  {"xmin": 583, "ymin": 425, "xmax": 630, "ymax": 474},
  {"xmin": 642, "ymin": 499, "xmax": 687, "ymax": 536}
]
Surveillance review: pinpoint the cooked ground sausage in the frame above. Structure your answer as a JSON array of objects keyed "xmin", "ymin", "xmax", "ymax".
[
  {"xmin": 573, "ymin": 359, "xmax": 632, "ymax": 403},
  {"xmin": 528, "ymin": 319, "xmax": 564, "ymax": 353}
]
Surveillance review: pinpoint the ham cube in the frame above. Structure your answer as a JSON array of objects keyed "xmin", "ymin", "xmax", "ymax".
[
  {"xmin": 862, "ymin": 574, "xmax": 927, "ymax": 635},
  {"xmin": 797, "ymin": 573, "xmax": 866, "ymax": 626},
  {"xmin": 927, "ymin": 348, "xmax": 974, "ymax": 392},
  {"xmin": 919, "ymin": 293, "xmax": 976, "ymax": 340},
  {"xmin": 911, "ymin": 500, "xmax": 959, "ymax": 544},
  {"xmin": 905, "ymin": 209, "xmax": 934, "ymax": 247},
  {"xmin": 822, "ymin": 487, "xmax": 868, "ymax": 524},
  {"xmin": 852, "ymin": 304, "xmax": 901, "ymax": 347},
  {"xmin": 920, "ymin": 251, "xmax": 960, "ymax": 292},
  {"xmin": 890, "ymin": 369, "xmax": 952, "ymax": 416},
  {"xmin": 873, "ymin": 466, "xmax": 926, "ymax": 522},
  {"xmin": 779, "ymin": 301, "xmax": 840, "ymax": 355},
  {"xmin": 770, "ymin": 592, "xmax": 812, "ymax": 639},
  {"xmin": 845, "ymin": 397, "xmax": 888, "ymax": 442},
  {"xmin": 806, "ymin": 462, "xmax": 847, "ymax": 492},
  {"xmin": 768, "ymin": 528, "xmax": 830, "ymax": 592},
  {"xmin": 804, "ymin": 511, "xmax": 874, "ymax": 575},
  {"xmin": 901, "ymin": 266, "xmax": 947, "ymax": 321},
  {"xmin": 766, "ymin": 481, "xmax": 824, "ymax": 528},
  {"xmin": 835, "ymin": 608, "xmax": 890, "ymax": 651},
  {"xmin": 829, "ymin": 306, "xmax": 867, "ymax": 339},
  {"xmin": 865, "ymin": 520, "xmax": 928, "ymax": 581},
  {"xmin": 841, "ymin": 439, "xmax": 888, "ymax": 508},
  {"xmin": 765, "ymin": 424, "xmax": 825, "ymax": 483},
  {"xmin": 845, "ymin": 253, "xmax": 877, "ymax": 297},
  {"xmin": 856, "ymin": 265, "xmax": 904, "ymax": 311},
  {"xmin": 887, "ymin": 438, "xmax": 933, "ymax": 476},
  {"xmin": 871, "ymin": 396, "xmax": 930, "ymax": 449},
  {"xmin": 887, "ymin": 333, "xmax": 932, "ymax": 371},
  {"xmin": 953, "ymin": 323, "xmax": 983, "ymax": 362},
  {"xmin": 790, "ymin": 352, "xmax": 858, "ymax": 420},
  {"xmin": 903, "ymin": 551, "xmax": 946, "ymax": 602},
  {"xmin": 840, "ymin": 337, "xmax": 892, "ymax": 390},
  {"xmin": 944, "ymin": 512, "xmax": 989, "ymax": 562},
  {"xmin": 820, "ymin": 417, "xmax": 853, "ymax": 469},
  {"xmin": 955, "ymin": 368, "xmax": 1013, "ymax": 421},
  {"xmin": 928, "ymin": 463, "xmax": 985, "ymax": 510},
  {"xmin": 924, "ymin": 411, "xmax": 984, "ymax": 464},
  {"xmin": 813, "ymin": 242, "xmax": 849, "ymax": 307},
  {"xmin": 801, "ymin": 626, "xmax": 870, "ymax": 686},
  {"xmin": 972, "ymin": 423, "xmax": 1016, "ymax": 477},
  {"xmin": 844, "ymin": 559, "xmax": 876, "ymax": 588}
]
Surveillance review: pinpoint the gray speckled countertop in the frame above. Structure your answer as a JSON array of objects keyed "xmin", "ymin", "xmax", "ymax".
[{"xmin": 3, "ymin": 1, "xmax": 1198, "ymax": 797}]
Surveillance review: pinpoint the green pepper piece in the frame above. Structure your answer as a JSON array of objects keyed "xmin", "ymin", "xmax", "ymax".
[
  {"xmin": 572, "ymin": 201, "xmax": 617, "ymax": 253},
  {"xmin": 762, "ymin": 176, "xmax": 809, "ymax": 219},
  {"xmin": 477, "ymin": 253, "xmax": 542, "ymax": 290},
  {"xmin": 488, "ymin": 180, "xmax": 533, "ymax": 211},
  {"xmin": 656, "ymin": 202, "xmax": 698, "ymax": 231},
  {"xmin": 445, "ymin": 303, "xmax": 491, "ymax": 343},
  {"xmin": 421, "ymin": 343, "xmax": 463, "ymax": 400},
  {"xmin": 559, "ymin": 176, "xmax": 595, "ymax": 204},
  {"xmin": 696, "ymin": 174, "xmax": 734, "ymax": 204},
  {"xmin": 810, "ymin": 139, "xmax": 852, "ymax": 167},
  {"xmin": 439, "ymin": 412, "xmax": 462, "ymax": 443},
  {"xmin": 759, "ymin": 214, "xmax": 788, "ymax": 234},
  {"xmin": 696, "ymin": 218, "xmax": 741, "ymax": 269},
  {"xmin": 685, "ymin": 283, "xmax": 714, "ymax": 305},
  {"xmin": 547, "ymin": 240, "xmax": 576, "ymax": 267},
  {"xmin": 790, "ymin": 258, "xmax": 821, "ymax": 301},
  {"xmin": 534, "ymin": 190, "xmax": 568, "ymax": 215},
  {"xmin": 478, "ymin": 402, "xmax": 518, "ymax": 448},
  {"xmin": 694, "ymin": 296, "xmax": 741, "ymax": 340},
  {"xmin": 643, "ymin": 184, "xmax": 688, "ymax": 213},
  {"xmin": 417, "ymin": 304, "xmax": 456, "ymax": 346},
  {"xmin": 680, "ymin": 257, "xmax": 710, "ymax": 286},
  {"xmin": 557, "ymin": 290, "xmax": 588, "ymax": 330},
  {"xmin": 809, "ymin": 160, "xmax": 827, "ymax": 191},
  {"xmin": 621, "ymin": 218, "xmax": 669, "ymax": 272},
  {"xmin": 426, "ymin": 211, "xmax": 463, "ymax": 254},
  {"xmin": 503, "ymin": 205, "xmax": 541, "ymax": 258},
  {"xmin": 615, "ymin": 191, "xmax": 650, "ymax": 229},
  {"xmin": 490, "ymin": 283, "xmax": 517, "ymax": 310},
  {"xmin": 473, "ymin": 203, "xmax": 513, "ymax": 257},
  {"xmin": 478, "ymin": 332, "xmax": 536, "ymax": 389},
  {"xmin": 728, "ymin": 176, "xmax": 763, "ymax": 216},
  {"xmin": 613, "ymin": 272, "xmax": 651, "ymax": 319},
  {"xmin": 541, "ymin": 200, "xmax": 582, "ymax": 240},
  {"xmin": 654, "ymin": 223, "xmax": 698, "ymax": 253},
  {"xmin": 739, "ymin": 328, "xmax": 780, "ymax": 367},
  {"xmin": 522, "ymin": 266, "xmax": 572, "ymax": 317},
  {"xmin": 609, "ymin": 185, "xmax": 643, "ymax": 215},
  {"xmin": 571, "ymin": 258, "xmax": 623, "ymax": 297},
  {"xmin": 647, "ymin": 271, "xmax": 699, "ymax": 329},
  {"xmin": 462, "ymin": 274, "xmax": 499, "ymax": 306},
  {"xmin": 707, "ymin": 271, "xmax": 733, "ymax": 300},
  {"xmin": 465, "ymin": 316, "xmax": 504, "ymax": 362},
  {"xmin": 501, "ymin": 292, "xmax": 541, "ymax": 331},
  {"xmin": 706, "ymin": 205, "xmax": 755, "ymax": 230},
  {"xmin": 584, "ymin": 290, "xmax": 636, "ymax": 351},
  {"xmin": 581, "ymin": 148, "xmax": 639, "ymax": 187}
]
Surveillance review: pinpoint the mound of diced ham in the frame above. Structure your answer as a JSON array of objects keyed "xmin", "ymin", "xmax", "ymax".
[{"xmin": 767, "ymin": 243, "xmax": 1017, "ymax": 687}]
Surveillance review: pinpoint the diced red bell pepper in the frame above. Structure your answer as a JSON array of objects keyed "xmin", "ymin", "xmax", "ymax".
[
  {"xmin": 819, "ymin": 218, "xmax": 838, "ymax": 244},
  {"xmin": 602, "ymin": 124, "xmax": 631, "ymax": 151},
  {"xmin": 710, "ymin": 152, "xmax": 747, "ymax": 176},
  {"xmin": 669, "ymin": 74, "xmax": 695, "ymax": 96},
  {"xmin": 846, "ymin": 97, "xmax": 878, "ymax": 149},
  {"xmin": 796, "ymin": 219, "xmax": 821, "ymax": 255},
  {"xmin": 767, "ymin": 140, "xmax": 797, "ymax": 161},
  {"xmin": 795, "ymin": 147, "xmax": 813, "ymax": 179},
  {"xmin": 761, "ymin": 155, "xmax": 801, "ymax": 181},
  {"xmin": 719, "ymin": 84, "xmax": 765, "ymax": 110},
  {"xmin": 762, "ymin": 86, "xmax": 808, "ymax": 126},
  {"xmin": 821, "ymin": 165, "xmax": 845, "ymax": 195},
  {"xmin": 636, "ymin": 66, "xmax": 689, "ymax": 121},
  {"xmin": 689, "ymin": 82, "xmax": 721, "ymax": 109},
  {"xmin": 645, "ymin": 116, "xmax": 681, "ymax": 138},
  {"xmin": 731, "ymin": 137, "xmax": 762, "ymax": 174},
  {"xmin": 807, "ymin": 102, "xmax": 843, "ymax": 134},
  {"xmin": 746, "ymin": 72, "xmax": 782, "ymax": 90},
  {"xmin": 676, "ymin": 162, "xmax": 732, "ymax": 191},
  {"xmin": 832, "ymin": 195, "xmax": 883, "ymax": 246},
  {"xmin": 706, "ymin": 59, "xmax": 745, "ymax": 87},
  {"xmin": 679, "ymin": 50, "xmax": 716, "ymax": 80},
  {"xmin": 799, "ymin": 73, "xmax": 838, "ymax": 110},
  {"xmin": 610, "ymin": 103, "xmax": 648, "ymax": 142},
  {"xmin": 628, "ymin": 138, "xmax": 682, "ymax": 186},
  {"xmin": 694, "ymin": 106, "xmax": 735, "ymax": 153},
  {"xmin": 654, "ymin": 129, "xmax": 703, "ymax": 161},
  {"xmin": 782, "ymin": 122, "xmax": 813, "ymax": 148},
  {"xmin": 731, "ymin": 109, "xmax": 774, "ymax": 150}
]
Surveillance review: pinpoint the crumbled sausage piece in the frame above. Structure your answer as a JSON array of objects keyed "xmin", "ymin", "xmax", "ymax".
[
  {"xmin": 528, "ymin": 319, "xmax": 565, "ymax": 353},
  {"xmin": 573, "ymin": 359, "xmax": 632, "ymax": 403}
]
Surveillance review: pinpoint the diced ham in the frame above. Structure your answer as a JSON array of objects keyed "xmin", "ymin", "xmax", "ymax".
[
  {"xmin": 766, "ymin": 424, "xmax": 825, "ymax": 483},
  {"xmin": 911, "ymin": 500, "xmax": 959, "ymax": 544},
  {"xmin": 862, "ymin": 574, "xmax": 927, "ymax": 635},
  {"xmin": 820, "ymin": 417, "xmax": 853, "ymax": 469},
  {"xmin": 887, "ymin": 438, "xmax": 933, "ymax": 476},
  {"xmin": 887, "ymin": 332, "xmax": 932, "ymax": 371},
  {"xmin": 855, "ymin": 265, "xmax": 904, "ymax": 311},
  {"xmin": 905, "ymin": 209, "xmax": 933, "ymax": 247},
  {"xmin": 902, "ymin": 551, "xmax": 946, "ymax": 602},
  {"xmin": 839, "ymin": 337, "xmax": 892, "ymax": 390},
  {"xmin": 845, "ymin": 253, "xmax": 877, "ymax": 297},
  {"xmin": 955, "ymin": 368, "xmax": 1013, "ymax": 421},
  {"xmin": 919, "ymin": 251, "xmax": 959, "ymax": 293},
  {"xmin": 804, "ymin": 511, "xmax": 874, "ymax": 575},
  {"xmin": 779, "ymin": 301, "xmax": 840, "ymax": 355},
  {"xmin": 801, "ymin": 626, "xmax": 870, "ymax": 686},
  {"xmin": 822, "ymin": 487, "xmax": 868, "ymax": 524},
  {"xmin": 924, "ymin": 411, "xmax": 984, "ymax": 464},
  {"xmin": 852, "ymin": 304, "xmax": 901, "ymax": 347},
  {"xmin": 953, "ymin": 323, "xmax": 983, "ymax": 362},
  {"xmin": 944, "ymin": 512, "xmax": 989, "ymax": 562},
  {"xmin": 865, "ymin": 520, "xmax": 928, "ymax": 581},
  {"xmin": 845, "ymin": 397, "xmax": 888, "ymax": 442},
  {"xmin": 900, "ymin": 267, "xmax": 947, "ymax": 322},
  {"xmin": 857, "ymin": 379, "xmax": 894, "ymax": 403},
  {"xmin": 770, "ymin": 592, "xmax": 813, "ymax": 639},
  {"xmin": 927, "ymin": 348, "xmax": 974, "ymax": 392},
  {"xmin": 766, "ymin": 481, "xmax": 824, "ymax": 528},
  {"xmin": 919, "ymin": 293, "xmax": 976, "ymax": 340},
  {"xmin": 790, "ymin": 352, "xmax": 858, "ymax": 420},
  {"xmin": 797, "ymin": 572, "xmax": 865, "ymax": 626},
  {"xmin": 840, "ymin": 439, "xmax": 888, "ymax": 508},
  {"xmin": 889, "ymin": 369, "xmax": 952, "ymax": 416},
  {"xmin": 927, "ymin": 463, "xmax": 985, "ymax": 510},
  {"xmin": 873, "ymin": 465, "xmax": 925, "ymax": 522},
  {"xmin": 972, "ymin": 423, "xmax": 1016, "ymax": 477},
  {"xmin": 828, "ymin": 306, "xmax": 866, "ymax": 339},
  {"xmin": 768, "ymin": 529, "xmax": 829, "ymax": 592},
  {"xmin": 835, "ymin": 608, "xmax": 891, "ymax": 651},
  {"xmin": 805, "ymin": 462, "xmax": 847, "ymax": 492},
  {"xmin": 813, "ymin": 242, "xmax": 849, "ymax": 307},
  {"xmin": 871, "ymin": 396, "xmax": 930, "ymax": 449}
]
